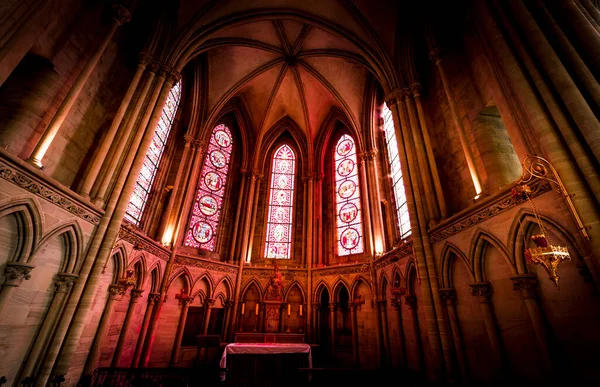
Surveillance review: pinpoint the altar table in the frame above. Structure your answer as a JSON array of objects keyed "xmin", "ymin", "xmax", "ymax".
[{"xmin": 219, "ymin": 343, "xmax": 312, "ymax": 383}]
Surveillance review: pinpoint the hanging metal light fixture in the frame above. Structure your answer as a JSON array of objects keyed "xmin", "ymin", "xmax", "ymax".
[{"xmin": 511, "ymin": 156, "xmax": 588, "ymax": 289}]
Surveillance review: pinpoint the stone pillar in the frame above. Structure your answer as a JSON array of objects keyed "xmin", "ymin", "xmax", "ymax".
[
  {"xmin": 131, "ymin": 293, "xmax": 160, "ymax": 367},
  {"xmin": 228, "ymin": 171, "xmax": 247, "ymax": 264},
  {"xmin": 19, "ymin": 274, "xmax": 77, "ymax": 380},
  {"xmin": 391, "ymin": 299, "xmax": 407, "ymax": 369},
  {"xmin": 313, "ymin": 304, "xmax": 321, "ymax": 343},
  {"xmin": 93, "ymin": 63, "xmax": 158, "ymax": 205},
  {"xmin": 111, "ymin": 289, "xmax": 144, "ymax": 367},
  {"xmin": 222, "ymin": 301, "xmax": 234, "ymax": 340},
  {"xmin": 238, "ymin": 171, "xmax": 259, "ymax": 263},
  {"xmin": 0, "ymin": 262, "xmax": 34, "ymax": 313},
  {"xmin": 362, "ymin": 151, "xmax": 386, "ymax": 253},
  {"xmin": 79, "ymin": 52, "xmax": 153, "ymax": 198},
  {"xmin": 469, "ymin": 282, "xmax": 506, "ymax": 375},
  {"xmin": 440, "ymin": 288, "xmax": 468, "ymax": 381},
  {"xmin": 171, "ymin": 296, "xmax": 192, "ymax": 365},
  {"xmin": 27, "ymin": 5, "xmax": 131, "ymax": 168},
  {"xmin": 83, "ymin": 284, "xmax": 123, "ymax": 376},
  {"xmin": 245, "ymin": 171, "xmax": 263, "ymax": 263},
  {"xmin": 411, "ymin": 84, "xmax": 447, "ymax": 218},
  {"xmin": 201, "ymin": 298, "xmax": 215, "ymax": 335},
  {"xmin": 428, "ymin": 48, "xmax": 483, "ymax": 196},
  {"xmin": 350, "ymin": 302, "xmax": 360, "ymax": 367},
  {"xmin": 357, "ymin": 156, "xmax": 374, "ymax": 255},
  {"xmin": 279, "ymin": 303, "xmax": 286, "ymax": 333},
  {"xmin": 315, "ymin": 175, "xmax": 324, "ymax": 267},
  {"xmin": 510, "ymin": 274, "xmax": 553, "ymax": 373},
  {"xmin": 329, "ymin": 304, "xmax": 337, "ymax": 357},
  {"xmin": 378, "ymin": 299, "xmax": 391, "ymax": 368},
  {"xmin": 404, "ymin": 295, "xmax": 425, "ymax": 372}
]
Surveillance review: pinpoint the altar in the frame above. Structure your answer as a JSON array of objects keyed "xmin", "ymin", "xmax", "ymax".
[{"xmin": 219, "ymin": 343, "xmax": 312, "ymax": 384}]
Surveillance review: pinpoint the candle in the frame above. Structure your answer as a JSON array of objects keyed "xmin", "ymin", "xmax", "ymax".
[
  {"xmin": 241, "ymin": 303, "xmax": 245, "ymax": 314},
  {"xmin": 255, "ymin": 303, "xmax": 259, "ymax": 315},
  {"xmin": 299, "ymin": 305, "xmax": 303, "ymax": 316},
  {"xmin": 287, "ymin": 303, "xmax": 291, "ymax": 316}
]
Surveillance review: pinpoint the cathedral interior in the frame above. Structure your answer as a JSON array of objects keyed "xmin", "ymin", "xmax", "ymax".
[{"xmin": 1, "ymin": 0, "xmax": 600, "ymax": 386}]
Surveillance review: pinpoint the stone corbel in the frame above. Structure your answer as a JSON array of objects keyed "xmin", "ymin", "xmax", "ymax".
[{"xmin": 3, "ymin": 262, "xmax": 35, "ymax": 287}]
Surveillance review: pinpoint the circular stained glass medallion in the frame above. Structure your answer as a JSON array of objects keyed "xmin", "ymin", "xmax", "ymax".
[
  {"xmin": 277, "ymin": 175, "xmax": 288, "ymax": 188},
  {"xmin": 337, "ymin": 159, "xmax": 355, "ymax": 176},
  {"xmin": 273, "ymin": 225, "xmax": 286, "ymax": 241},
  {"xmin": 210, "ymin": 150, "xmax": 227, "ymax": 168},
  {"xmin": 204, "ymin": 172, "xmax": 223, "ymax": 191},
  {"xmin": 192, "ymin": 221, "xmax": 214, "ymax": 244},
  {"xmin": 340, "ymin": 227, "xmax": 360, "ymax": 250},
  {"xmin": 275, "ymin": 190, "xmax": 287, "ymax": 204},
  {"xmin": 339, "ymin": 202, "xmax": 358, "ymax": 223},
  {"xmin": 214, "ymin": 129, "xmax": 231, "ymax": 148},
  {"xmin": 336, "ymin": 138, "xmax": 354, "ymax": 157},
  {"xmin": 198, "ymin": 195, "xmax": 218, "ymax": 216},
  {"xmin": 338, "ymin": 180, "xmax": 356, "ymax": 199}
]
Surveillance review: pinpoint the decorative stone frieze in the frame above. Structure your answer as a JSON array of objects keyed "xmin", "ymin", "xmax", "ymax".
[
  {"xmin": 118, "ymin": 225, "xmax": 170, "ymax": 261},
  {"xmin": 312, "ymin": 264, "xmax": 368, "ymax": 277},
  {"xmin": 3, "ymin": 262, "xmax": 35, "ymax": 286},
  {"xmin": 174, "ymin": 256, "xmax": 238, "ymax": 273}
]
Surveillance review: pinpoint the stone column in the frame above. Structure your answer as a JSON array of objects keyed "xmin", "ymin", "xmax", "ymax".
[
  {"xmin": 228, "ymin": 171, "xmax": 247, "ymax": 264},
  {"xmin": 27, "ymin": 5, "xmax": 131, "ymax": 168},
  {"xmin": 378, "ymin": 299, "xmax": 391, "ymax": 368},
  {"xmin": 404, "ymin": 295, "xmax": 425, "ymax": 372},
  {"xmin": 171, "ymin": 296, "xmax": 192, "ymax": 365},
  {"xmin": 391, "ymin": 299, "xmax": 407, "ymax": 369},
  {"xmin": 510, "ymin": 274, "xmax": 553, "ymax": 373},
  {"xmin": 201, "ymin": 298, "xmax": 215, "ymax": 335},
  {"xmin": 329, "ymin": 303, "xmax": 337, "ymax": 357},
  {"xmin": 313, "ymin": 304, "xmax": 321, "ymax": 343},
  {"xmin": 245, "ymin": 171, "xmax": 263, "ymax": 263},
  {"xmin": 0, "ymin": 262, "xmax": 34, "ymax": 313},
  {"xmin": 428, "ymin": 48, "xmax": 483, "ymax": 196},
  {"xmin": 362, "ymin": 151, "xmax": 386, "ymax": 253},
  {"xmin": 357, "ymin": 156, "xmax": 374, "ymax": 255},
  {"xmin": 19, "ymin": 273, "xmax": 77, "ymax": 380},
  {"xmin": 222, "ymin": 301, "xmax": 234, "ymax": 340},
  {"xmin": 79, "ymin": 52, "xmax": 153, "ymax": 198},
  {"xmin": 111, "ymin": 289, "xmax": 144, "ymax": 367},
  {"xmin": 238, "ymin": 171, "xmax": 259, "ymax": 263},
  {"xmin": 83, "ymin": 284, "xmax": 123, "ymax": 376},
  {"xmin": 411, "ymin": 84, "xmax": 447, "ymax": 218},
  {"xmin": 93, "ymin": 63, "xmax": 158, "ymax": 205},
  {"xmin": 469, "ymin": 282, "xmax": 505, "ymax": 374},
  {"xmin": 440, "ymin": 288, "xmax": 468, "ymax": 380},
  {"xmin": 132, "ymin": 293, "xmax": 161, "ymax": 367},
  {"xmin": 350, "ymin": 302, "xmax": 360, "ymax": 367}
]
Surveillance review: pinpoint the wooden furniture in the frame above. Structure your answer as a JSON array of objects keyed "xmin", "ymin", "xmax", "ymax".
[{"xmin": 234, "ymin": 333, "xmax": 305, "ymax": 344}]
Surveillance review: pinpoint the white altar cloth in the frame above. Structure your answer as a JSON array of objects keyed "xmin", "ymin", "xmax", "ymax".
[{"xmin": 219, "ymin": 343, "xmax": 312, "ymax": 369}]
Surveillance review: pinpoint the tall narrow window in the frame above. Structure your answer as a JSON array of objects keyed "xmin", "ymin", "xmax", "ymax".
[
  {"xmin": 264, "ymin": 144, "xmax": 296, "ymax": 259},
  {"xmin": 382, "ymin": 103, "xmax": 411, "ymax": 238},
  {"xmin": 125, "ymin": 80, "xmax": 181, "ymax": 225},
  {"xmin": 335, "ymin": 134, "xmax": 364, "ymax": 256},
  {"xmin": 184, "ymin": 124, "xmax": 233, "ymax": 251}
]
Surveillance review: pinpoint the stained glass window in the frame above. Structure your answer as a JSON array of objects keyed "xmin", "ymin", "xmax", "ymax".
[
  {"xmin": 184, "ymin": 124, "xmax": 233, "ymax": 250},
  {"xmin": 382, "ymin": 103, "xmax": 411, "ymax": 238},
  {"xmin": 335, "ymin": 134, "xmax": 364, "ymax": 256},
  {"xmin": 125, "ymin": 80, "xmax": 182, "ymax": 225},
  {"xmin": 264, "ymin": 145, "xmax": 296, "ymax": 259}
]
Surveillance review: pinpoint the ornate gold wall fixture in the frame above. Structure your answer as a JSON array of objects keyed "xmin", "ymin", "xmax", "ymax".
[{"xmin": 512, "ymin": 155, "xmax": 583, "ymax": 288}]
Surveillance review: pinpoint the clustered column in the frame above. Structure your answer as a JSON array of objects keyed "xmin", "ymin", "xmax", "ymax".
[
  {"xmin": 132, "ymin": 293, "xmax": 161, "ymax": 367},
  {"xmin": 111, "ymin": 289, "xmax": 144, "ymax": 367}
]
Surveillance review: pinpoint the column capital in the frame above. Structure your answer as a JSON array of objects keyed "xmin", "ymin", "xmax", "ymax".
[
  {"xmin": 409, "ymin": 83, "xmax": 422, "ymax": 97},
  {"xmin": 131, "ymin": 289, "xmax": 145, "ymax": 299},
  {"xmin": 384, "ymin": 88, "xmax": 403, "ymax": 106},
  {"xmin": 439, "ymin": 288, "xmax": 457, "ymax": 304},
  {"xmin": 251, "ymin": 168, "xmax": 264, "ymax": 180},
  {"xmin": 111, "ymin": 4, "xmax": 132, "ymax": 25},
  {"xmin": 313, "ymin": 303, "xmax": 321, "ymax": 309},
  {"xmin": 108, "ymin": 284, "xmax": 125, "ymax": 298},
  {"xmin": 510, "ymin": 274, "xmax": 538, "ymax": 300},
  {"xmin": 470, "ymin": 282, "xmax": 492, "ymax": 303},
  {"xmin": 148, "ymin": 292, "xmax": 161, "ymax": 305},
  {"xmin": 224, "ymin": 300, "xmax": 234, "ymax": 308},
  {"xmin": 138, "ymin": 52, "xmax": 153, "ymax": 67},
  {"xmin": 3, "ymin": 262, "xmax": 35, "ymax": 287},
  {"xmin": 204, "ymin": 298, "xmax": 216, "ymax": 307},
  {"xmin": 166, "ymin": 68, "xmax": 182, "ymax": 85},
  {"xmin": 358, "ymin": 149, "xmax": 378, "ymax": 161},
  {"xmin": 429, "ymin": 47, "xmax": 443, "ymax": 63},
  {"xmin": 54, "ymin": 273, "xmax": 78, "ymax": 293},
  {"xmin": 404, "ymin": 295, "xmax": 417, "ymax": 309},
  {"xmin": 301, "ymin": 173, "xmax": 314, "ymax": 183},
  {"xmin": 401, "ymin": 88, "xmax": 412, "ymax": 100}
]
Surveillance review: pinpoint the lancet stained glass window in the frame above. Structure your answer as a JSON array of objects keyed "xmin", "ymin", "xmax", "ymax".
[
  {"xmin": 125, "ymin": 80, "xmax": 181, "ymax": 225},
  {"xmin": 382, "ymin": 103, "xmax": 411, "ymax": 238},
  {"xmin": 335, "ymin": 134, "xmax": 364, "ymax": 256},
  {"xmin": 184, "ymin": 124, "xmax": 233, "ymax": 251},
  {"xmin": 264, "ymin": 144, "xmax": 296, "ymax": 259}
]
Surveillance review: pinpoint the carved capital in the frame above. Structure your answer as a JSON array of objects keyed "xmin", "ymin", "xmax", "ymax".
[
  {"xmin": 439, "ymin": 288, "xmax": 457, "ymax": 304},
  {"xmin": 510, "ymin": 274, "xmax": 538, "ymax": 300},
  {"xmin": 401, "ymin": 88, "xmax": 412, "ymax": 100},
  {"xmin": 251, "ymin": 168, "xmax": 264, "ymax": 180},
  {"xmin": 148, "ymin": 292, "xmax": 161, "ymax": 305},
  {"xmin": 131, "ymin": 288, "xmax": 144, "ymax": 299},
  {"xmin": 301, "ymin": 173, "xmax": 314, "ymax": 183},
  {"xmin": 54, "ymin": 273, "xmax": 78, "ymax": 293},
  {"xmin": 359, "ymin": 149, "xmax": 378, "ymax": 161},
  {"xmin": 183, "ymin": 133, "xmax": 195, "ymax": 145},
  {"xmin": 138, "ymin": 52, "xmax": 153, "ymax": 67},
  {"xmin": 111, "ymin": 4, "xmax": 131, "ymax": 25},
  {"xmin": 108, "ymin": 284, "xmax": 124, "ymax": 298},
  {"xmin": 429, "ymin": 47, "xmax": 443, "ymax": 63},
  {"xmin": 410, "ymin": 83, "xmax": 422, "ymax": 97},
  {"xmin": 3, "ymin": 262, "xmax": 35, "ymax": 287},
  {"xmin": 204, "ymin": 298, "xmax": 215, "ymax": 307},
  {"xmin": 470, "ymin": 282, "xmax": 492, "ymax": 303},
  {"xmin": 313, "ymin": 303, "xmax": 321, "ymax": 309},
  {"xmin": 404, "ymin": 295, "xmax": 417, "ymax": 309},
  {"xmin": 165, "ymin": 68, "xmax": 181, "ymax": 85},
  {"xmin": 224, "ymin": 300, "xmax": 234, "ymax": 308}
]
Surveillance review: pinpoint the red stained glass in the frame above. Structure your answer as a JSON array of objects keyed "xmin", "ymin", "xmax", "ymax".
[
  {"xmin": 382, "ymin": 104, "xmax": 411, "ymax": 238},
  {"xmin": 335, "ymin": 134, "xmax": 364, "ymax": 256},
  {"xmin": 264, "ymin": 145, "xmax": 296, "ymax": 259},
  {"xmin": 125, "ymin": 81, "xmax": 181, "ymax": 225},
  {"xmin": 184, "ymin": 124, "xmax": 233, "ymax": 251}
]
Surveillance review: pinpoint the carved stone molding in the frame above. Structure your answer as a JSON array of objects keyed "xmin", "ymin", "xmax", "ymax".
[
  {"xmin": 111, "ymin": 4, "xmax": 131, "ymax": 25},
  {"xmin": 138, "ymin": 52, "xmax": 153, "ymax": 67},
  {"xmin": 358, "ymin": 149, "xmax": 378, "ymax": 161},
  {"xmin": 439, "ymin": 288, "xmax": 457, "ymax": 304},
  {"xmin": 429, "ymin": 180, "xmax": 551, "ymax": 244},
  {"xmin": 3, "ymin": 262, "xmax": 35, "ymax": 286},
  {"xmin": 224, "ymin": 300, "xmax": 234, "ymax": 308},
  {"xmin": 118, "ymin": 225, "xmax": 169, "ymax": 261},
  {"xmin": 54, "ymin": 273, "xmax": 78, "ymax": 293},
  {"xmin": 174, "ymin": 256, "xmax": 238, "ymax": 273},
  {"xmin": 410, "ymin": 83, "xmax": 422, "ymax": 97},
  {"xmin": 429, "ymin": 47, "xmax": 442, "ymax": 63},
  {"xmin": 374, "ymin": 238, "xmax": 413, "ymax": 270},
  {"xmin": 0, "ymin": 160, "xmax": 102, "ymax": 225},
  {"xmin": 470, "ymin": 282, "xmax": 492, "ymax": 303},
  {"xmin": 510, "ymin": 274, "xmax": 538, "ymax": 300},
  {"xmin": 313, "ymin": 264, "xmax": 367, "ymax": 277},
  {"xmin": 108, "ymin": 284, "xmax": 125, "ymax": 298},
  {"xmin": 148, "ymin": 292, "xmax": 161, "ymax": 305},
  {"xmin": 130, "ymin": 289, "xmax": 144, "ymax": 299},
  {"xmin": 205, "ymin": 298, "xmax": 215, "ymax": 307},
  {"xmin": 243, "ymin": 268, "xmax": 307, "ymax": 278}
]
